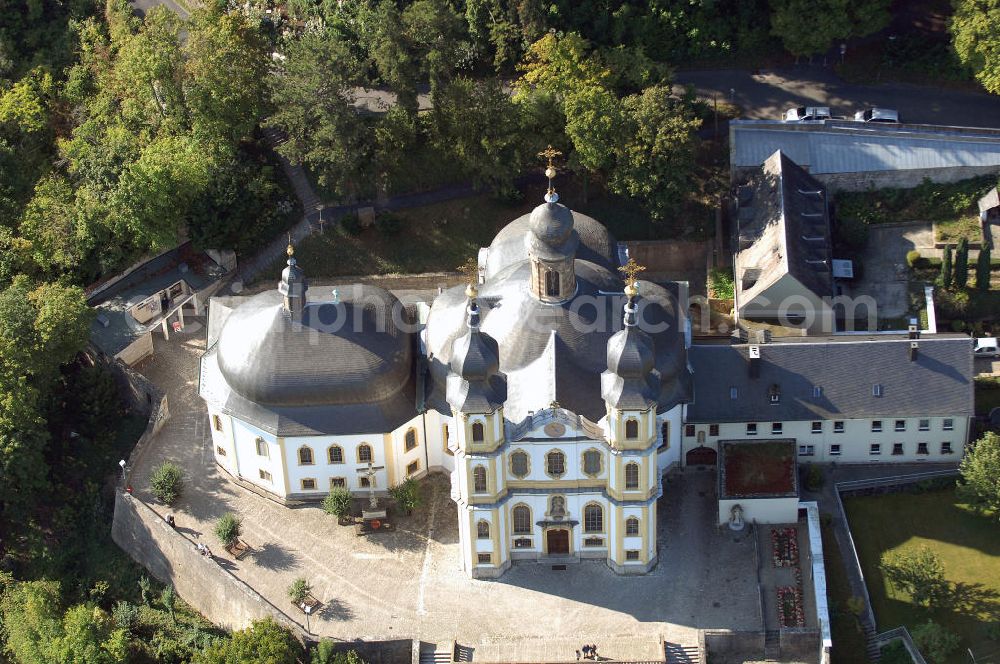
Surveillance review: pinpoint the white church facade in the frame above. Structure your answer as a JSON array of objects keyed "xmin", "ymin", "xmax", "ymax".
[{"xmin": 199, "ymin": 183, "xmax": 974, "ymax": 579}]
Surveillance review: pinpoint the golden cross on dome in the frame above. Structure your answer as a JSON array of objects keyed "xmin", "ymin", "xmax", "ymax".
[
  {"xmin": 286, "ymin": 232, "xmax": 294, "ymax": 256},
  {"xmin": 458, "ymin": 257, "xmax": 479, "ymax": 298},
  {"xmin": 538, "ymin": 145, "xmax": 562, "ymax": 196},
  {"xmin": 618, "ymin": 257, "xmax": 646, "ymax": 288}
]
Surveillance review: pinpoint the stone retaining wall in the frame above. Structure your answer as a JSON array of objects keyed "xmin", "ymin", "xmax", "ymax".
[
  {"xmin": 701, "ymin": 629, "xmax": 764, "ymax": 662},
  {"xmin": 816, "ymin": 165, "xmax": 1000, "ymax": 193},
  {"xmin": 112, "ymin": 491, "xmax": 310, "ymax": 638},
  {"xmin": 624, "ymin": 240, "xmax": 711, "ymax": 274}
]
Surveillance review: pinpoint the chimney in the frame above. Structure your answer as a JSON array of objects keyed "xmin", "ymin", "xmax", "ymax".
[
  {"xmin": 909, "ymin": 341, "xmax": 918, "ymax": 362},
  {"xmin": 908, "ymin": 319, "xmax": 919, "ymax": 339}
]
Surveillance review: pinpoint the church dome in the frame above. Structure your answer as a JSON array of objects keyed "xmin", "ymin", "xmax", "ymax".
[
  {"xmin": 450, "ymin": 302, "xmax": 500, "ymax": 381},
  {"xmin": 529, "ymin": 201, "xmax": 574, "ymax": 246},
  {"xmin": 606, "ymin": 326, "xmax": 655, "ymax": 379},
  {"xmin": 216, "ymin": 287, "xmax": 413, "ymax": 407}
]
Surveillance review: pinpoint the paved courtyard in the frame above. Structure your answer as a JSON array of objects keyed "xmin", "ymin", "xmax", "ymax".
[{"xmin": 128, "ymin": 328, "xmax": 760, "ymax": 660}]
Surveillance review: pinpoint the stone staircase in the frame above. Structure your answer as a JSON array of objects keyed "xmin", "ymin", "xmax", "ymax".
[
  {"xmin": 664, "ymin": 641, "xmax": 700, "ymax": 664},
  {"xmin": 419, "ymin": 642, "xmax": 454, "ymax": 664},
  {"xmin": 261, "ymin": 126, "xmax": 321, "ymax": 217},
  {"xmin": 763, "ymin": 630, "xmax": 780, "ymax": 661}
]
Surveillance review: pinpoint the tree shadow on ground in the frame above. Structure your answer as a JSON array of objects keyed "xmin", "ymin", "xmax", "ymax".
[
  {"xmin": 316, "ymin": 597, "xmax": 355, "ymax": 622},
  {"xmin": 252, "ymin": 541, "xmax": 300, "ymax": 572},
  {"xmin": 945, "ymin": 582, "xmax": 1000, "ymax": 620}
]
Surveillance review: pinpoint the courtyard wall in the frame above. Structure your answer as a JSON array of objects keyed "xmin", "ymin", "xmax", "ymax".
[{"xmin": 111, "ymin": 490, "xmax": 311, "ymax": 638}]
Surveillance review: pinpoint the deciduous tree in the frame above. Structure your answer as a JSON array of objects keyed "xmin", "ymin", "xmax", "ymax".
[
  {"xmin": 878, "ymin": 546, "xmax": 948, "ymax": 606},
  {"xmin": 193, "ymin": 618, "xmax": 304, "ymax": 664},
  {"xmin": 957, "ymin": 431, "xmax": 1000, "ymax": 521},
  {"xmin": 951, "ymin": 0, "xmax": 1000, "ymax": 94}
]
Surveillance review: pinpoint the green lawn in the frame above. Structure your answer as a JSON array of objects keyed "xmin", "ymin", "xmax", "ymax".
[
  {"xmin": 844, "ymin": 489, "xmax": 1000, "ymax": 663},
  {"xmin": 821, "ymin": 522, "xmax": 870, "ymax": 664},
  {"xmin": 261, "ymin": 173, "xmax": 701, "ymax": 282}
]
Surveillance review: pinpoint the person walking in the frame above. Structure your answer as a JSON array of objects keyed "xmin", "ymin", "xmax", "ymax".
[{"xmin": 575, "ymin": 650, "xmax": 581, "ymax": 661}]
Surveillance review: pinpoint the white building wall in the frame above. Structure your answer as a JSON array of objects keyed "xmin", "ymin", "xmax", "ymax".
[
  {"xmin": 207, "ymin": 409, "xmax": 238, "ymax": 477},
  {"xmin": 682, "ymin": 416, "xmax": 967, "ymax": 465},
  {"xmin": 284, "ymin": 432, "xmax": 387, "ymax": 496},
  {"xmin": 719, "ymin": 496, "xmax": 798, "ymax": 524},
  {"xmin": 230, "ymin": 419, "xmax": 286, "ymax": 496},
  {"xmin": 656, "ymin": 404, "xmax": 683, "ymax": 472}
]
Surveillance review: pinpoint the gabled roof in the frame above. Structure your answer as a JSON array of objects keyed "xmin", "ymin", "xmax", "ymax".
[
  {"xmin": 735, "ymin": 150, "xmax": 833, "ymax": 304},
  {"xmin": 687, "ymin": 335, "xmax": 973, "ymax": 422}
]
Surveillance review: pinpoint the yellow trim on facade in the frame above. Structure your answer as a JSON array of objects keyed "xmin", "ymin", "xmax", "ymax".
[
  {"xmin": 277, "ymin": 437, "xmax": 291, "ymax": 495},
  {"xmin": 383, "ymin": 433, "xmax": 396, "ymax": 486}
]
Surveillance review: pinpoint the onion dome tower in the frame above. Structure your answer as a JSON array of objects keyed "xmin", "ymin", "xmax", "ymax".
[
  {"xmin": 602, "ymin": 260, "xmax": 659, "ymax": 449},
  {"xmin": 527, "ymin": 146, "xmax": 579, "ymax": 303},
  {"xmin": 278, "ymin": 241, "xmax": 307, "ymax": 322}
]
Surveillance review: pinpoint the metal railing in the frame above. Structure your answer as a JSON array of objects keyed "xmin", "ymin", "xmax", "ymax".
[
  {"xmin": 836, "ymin": 468, "xmax": 959, "ymax": 493},
  {"xmin": 873, "ymin": 627, "xmax": 928, "ymax": 664}
]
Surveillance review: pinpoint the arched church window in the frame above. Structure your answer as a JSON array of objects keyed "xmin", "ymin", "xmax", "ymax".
[
  {"xmin": 512, "ymin": 505, "xmax": 532, "ymax": 534},
  {"xmin": 510, "ymin": 450, "xmax": 529, "ymax": 478},
  {"xmin": 584, "ymin": 503, "xmax": 603, "ymax": 533},
  {"xmin": 473, "ymin": 466, "xmax": 488, "ymax": 493},
  {"xmin": 545, "ymin": 269, "xmax": 560, "ymax": 297},
  {"xmin": 477, "ymin": 520, "xmax": 490, "ymax": 539},
  {"xmin": 328, "ymin": 445, "xmax": 344, "ymax": 464},
  {"xmin": 357, "ymin": 444, "xmax": 373, "ymax": 463},
  {"xmin": 625, "ymin": 418, "xmax": 639, "ymax": 439},
  {"xmin": 626, "ymin": 516, "xmax": 640, "ymax": 536},
  {"xmin": 404, "ymin": 428, "xmax": 418, "ymax": 451},
  {"xmin": 625, "ymin": 462, "xmax": 640, "ymax": 489},
  {"xmin": 298, "ymin": 446, "xmax": 314, "ymax": 465},
  {"xmin": 546, "ymin": 450, "xmax": 566, "ymax": 477},
  {"xmin": 471, "ymin": 421, "xmax": 485, "ymax": 442}
]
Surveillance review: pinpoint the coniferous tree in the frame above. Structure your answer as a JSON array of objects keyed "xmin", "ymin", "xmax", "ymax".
[
  {"xmin": 976, "ymin": 246, "xmax": 991, "ymax": 291},
  {"xmin": 940, "ymin": 244, "xmax": 953, "ymax": 288},
  {"xmin": 955, "ymin": 238, "xmax": 970, "ymax": 288}
]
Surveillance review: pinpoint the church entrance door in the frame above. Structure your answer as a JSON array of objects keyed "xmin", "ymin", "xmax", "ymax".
[{"xmin": 546, "ymin": 528, "xmax": 570, "ymax": 555}]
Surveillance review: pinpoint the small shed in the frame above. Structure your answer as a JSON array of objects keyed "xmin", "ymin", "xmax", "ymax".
[
  {"xmin": 88, "ymin": 243, "xmax": 233, "ymax": 365},
  {"xmin": 718, "ymin": 440, "xmax": 799, "ymax": 525}
]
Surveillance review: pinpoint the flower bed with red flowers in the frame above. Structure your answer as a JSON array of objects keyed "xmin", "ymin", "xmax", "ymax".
[
  {"xmin": 771, "ymin": 527, "xmax": 799, "ymax": 567},
  {"xmin": 777, "ymin": 585, "xmax": 805, "ymax": 628}
]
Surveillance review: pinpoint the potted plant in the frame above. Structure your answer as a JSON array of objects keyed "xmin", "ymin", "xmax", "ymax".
[
  {"xmin": 322, "ymin": 487, "xmax": 355, "ymax": 525},
  {"xmin": 215, "ymin": 513, "xmax": 248, "ymax": 558},
  {"xmin": 388, "ymin": 478, "xmax": 421, "ymax": 516},
  {"xmin": 288, "ymin": 578, "xmax": 318, "ymax": 610},
  {"xmin": 149, "ymin": 462, "xmax": 184, "ymax": 505}
]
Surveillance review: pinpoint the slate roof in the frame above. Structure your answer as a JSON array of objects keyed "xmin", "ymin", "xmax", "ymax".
[
  {"xmin": 687, "ymin": 336, "xmax": 974, "ymax": 422},
  {"xmin": 735, "ymin": 150, "xmax": 833, "ymax": 302},
  {"xmin": 200, "ymin": 287, "xmax": 418, "ymax": 436},
  {"xmin": 88, "ymin": 243, "xmax": 226, "ymax": 356},
  {"xmin": 426, "ymin": 205, "xmax": 690, "ymax": 423},
  {"xmin": 731, "ymin": 120, "xmax": 1000, "ymax": 174}
]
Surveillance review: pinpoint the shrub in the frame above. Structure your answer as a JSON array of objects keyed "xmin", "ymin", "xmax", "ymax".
[
  {"xmin": 288, "ymin": 578, "xmax": 311, "ymax": 605},
  {"xmin": 879, "ymin": 641, "xmax": 911, "ymax": 664},
  {"xmin": 340, "ymin": 214, "xmax": 363, "ymax": 236},
  {"xmin": 845, "ymin": 596, "xmax": 866, "ymax": 617},
  {"xmin": 708, "ymin": 267, "xmax": 734, "ymax": 299},
  {"xmin": 388, "ymin": 478, "xmax": 421, "ymax": 514},
  {"xmin": 906, "ymin": 250, "xmax": 922, "ymax": 269},
  {"xmin": 322, "ymin": 487, "xmax": 354, "ymax": 518},
  {"xmin": 911, "ymin": 621, "xmax": 960, "ymax": 662},
  {"xmin": 214, "ymin": 513, "xmax": 243, "ymax": 547},
  {"xmin": 374, "ymin": 213, "xmax": 403, "ymax": 236},
  {"xmin": 112, "ymin": 601, "xmax": 139, "ymax": 633},
  {"xmin": 804, "ymin": 464, "xmax": 824, "ymax": 491},
  {"xmin": 149, "ymin": 462, "xmax": 183, "ymax": 505}
]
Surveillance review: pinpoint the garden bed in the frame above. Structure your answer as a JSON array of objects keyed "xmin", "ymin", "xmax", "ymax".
[
  {"xmin": 771, "ymin": 527, "xmax": 800, "ymax": 568},
  {"xmin": 777, "ymin": 585, "xmax": 806, "ymax": 628}
]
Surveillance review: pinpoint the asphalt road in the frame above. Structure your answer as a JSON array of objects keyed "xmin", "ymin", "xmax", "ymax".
[{"xmin": 675, "ymin": 66, "xmax": 1000, "ymax": 128}]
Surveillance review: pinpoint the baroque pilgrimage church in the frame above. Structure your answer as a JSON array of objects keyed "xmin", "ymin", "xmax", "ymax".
[{"xmin": 200, "ymin": 174, "xmax": 973, "ymax": 579}]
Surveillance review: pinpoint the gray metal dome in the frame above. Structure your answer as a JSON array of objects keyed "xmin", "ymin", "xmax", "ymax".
[
  {"xmin": 529, "ymin": 201, "xmax": 574, "ymax": 246},
  {"xmin": 446, "ymin": 300, "xmax": 507, "ymax": 413},
  {"xmin": 216, "ymin": 287, "xmax": 413, "ymax": 407}
]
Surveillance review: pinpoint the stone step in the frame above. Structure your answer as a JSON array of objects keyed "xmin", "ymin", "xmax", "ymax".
[{"xmin": 664, "ymin": 641, "xmax": 700, "ymax": 664}]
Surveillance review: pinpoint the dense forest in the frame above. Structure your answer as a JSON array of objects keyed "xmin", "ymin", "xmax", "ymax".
[{"xmin": 0, "ymin": 0, "xmax": 997, "ymax": 660}]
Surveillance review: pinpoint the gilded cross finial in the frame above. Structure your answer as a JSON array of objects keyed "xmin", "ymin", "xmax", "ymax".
[
  {"xmin": 458, "ymin": 257, "xmax": 479, "ymax": 298},
  {"xmin": 538, "ymin": 145, "xmax": 562, "ymax": 201},
  {"xmin": 618, "ymin": 258, "xmax": 646, "ymax": 294},
  {"xmin": 286, "ymin": 233, "xmax": 294, "ymax": 257}
]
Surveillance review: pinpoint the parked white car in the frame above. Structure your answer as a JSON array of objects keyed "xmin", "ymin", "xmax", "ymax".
[
  {"xmin": 974, "ymin": 337, "xmax": 999, "ymax": 358},
  {"xmin": 854, "ymin": 108, "xmax": 900, "ymax": 123},
  {"xmin": 784, "ymin": 106, "xmax": 832, "ymax": 121}
]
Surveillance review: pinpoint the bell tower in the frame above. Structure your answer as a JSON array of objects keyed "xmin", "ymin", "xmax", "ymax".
[
  {"xmin": 527, "ymin": 147, "xmax": 578, "ymax": 303},
  {"xmin": 447, "ymin": 261, "xmax": 509, "ymax": 578},
  {"xmin": 278, "ymin": 241, "xmax": 307, "ymax": 322}
]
